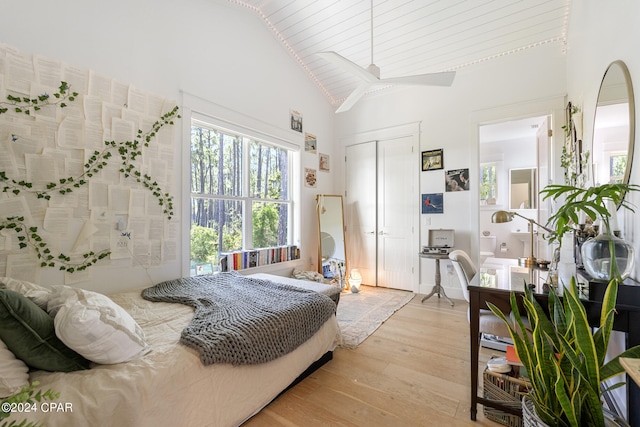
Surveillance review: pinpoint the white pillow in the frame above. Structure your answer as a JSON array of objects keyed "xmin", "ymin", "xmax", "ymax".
[
  {"xmin": 0, "ymin": 277, "xmax": 51, "ymax": 310},
  {"xmin": 48, "ymin": 286, "xmax": 150, "ymax": 365},
  {"xmin": 0, "ymin": 339, "xmax": 29, "ymax": 398}
]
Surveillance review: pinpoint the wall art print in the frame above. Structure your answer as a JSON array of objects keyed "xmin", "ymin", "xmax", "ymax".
[
  {"xmin": 319, "ymin": 153, "xmax": 330, "ymax": 172},
  {"xmin": 445, "ymin": 168, "xmax": 470, "ymax": 191},
  {"xmin": 290, "ymin": 109, "xmax": 303, "ymax": 132},
  {"xmin": 421, "ymin": 193, "xmax": 443, "ymax": 214},
  {"xmin": 304, "ymin": 132, "xmax": 317, "ymax": 153},
  {"xmin": 422, "ymin": 149, "xmax": 443, "ymax": 171},
  {"xmin": 304, "ymin": 168, "xmax": 317, "ymax": 187}
]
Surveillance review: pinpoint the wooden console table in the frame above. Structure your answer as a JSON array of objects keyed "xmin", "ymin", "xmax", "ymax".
[{"xmin": 468, "ymin": 269, "xmax": 640, "ymax": 426}]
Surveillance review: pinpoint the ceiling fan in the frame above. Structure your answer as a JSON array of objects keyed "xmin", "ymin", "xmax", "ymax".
[{"xmin": 318, "ymin": 0, "xmax": 456, "ymax": 113}]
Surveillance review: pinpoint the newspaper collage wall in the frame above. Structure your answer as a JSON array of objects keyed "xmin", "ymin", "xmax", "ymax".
[{"xmin": 0, "ymin": 44, "xmax": 180, "ymax": 285}]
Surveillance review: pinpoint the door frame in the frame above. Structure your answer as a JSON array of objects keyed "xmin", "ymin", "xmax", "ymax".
[
  {"xmin": 470, "ymin": 95, "xmax": 567, "ymax": 269},
  {"xmin": 340, "ymin": 122, "xmax": 420, "ymax": 292}
]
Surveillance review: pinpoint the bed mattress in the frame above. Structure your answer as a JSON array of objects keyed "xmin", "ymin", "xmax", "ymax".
[{"xmin": 21, "ymin": 288, "xmax": 340, "ymax": 427}]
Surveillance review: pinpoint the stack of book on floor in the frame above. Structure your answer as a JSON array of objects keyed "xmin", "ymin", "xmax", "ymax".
[{"xmin": 483, "ymin": 347, "xmax": 530, "ymax": 427}]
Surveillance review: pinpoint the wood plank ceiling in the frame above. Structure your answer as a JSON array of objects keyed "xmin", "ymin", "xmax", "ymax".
[{"xmin": 229, "ymin": 0, "xmax": 571, "ymax": 109}]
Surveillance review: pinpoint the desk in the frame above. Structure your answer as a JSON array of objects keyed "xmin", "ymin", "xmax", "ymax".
[
  {"xmin": 620, "ymin": 358, "xmax": 640, "ymax": 387},
  {"xmin": 420, "ymin": 252, "xmax": 454, "ymax": 306},
  {"xmin": 468, "ymin": 265, "xmax": 640, "ymax": 425}
]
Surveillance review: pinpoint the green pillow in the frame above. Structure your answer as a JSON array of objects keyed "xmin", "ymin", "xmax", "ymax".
[{"xmin": 0, "ymin": 289, "xmax": 89, "ymax": 372}]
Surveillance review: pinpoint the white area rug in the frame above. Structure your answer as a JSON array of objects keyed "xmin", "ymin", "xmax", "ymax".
[{"xmin": 336, "ymin": 285, "xmax": 414, "ymax": 348}]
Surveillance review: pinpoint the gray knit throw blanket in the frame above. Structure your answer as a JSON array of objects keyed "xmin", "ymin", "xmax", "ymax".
[{"xmin": 142, "ymin": 272, "xmax": 336, "ymax": 365}]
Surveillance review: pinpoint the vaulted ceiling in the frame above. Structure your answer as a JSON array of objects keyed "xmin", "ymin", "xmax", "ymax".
[{"xmin": 230, "ymin": 0, "xmax": 572, "ymax": 110}]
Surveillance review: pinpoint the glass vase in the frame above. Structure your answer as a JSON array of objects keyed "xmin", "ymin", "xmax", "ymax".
[{"xmin": 581, "ymin": 232, "xmax": 634, "ymax": 282}]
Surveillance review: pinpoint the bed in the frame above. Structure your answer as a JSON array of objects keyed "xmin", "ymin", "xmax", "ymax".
[{"xmin": 2, "ymin": 273, "xmax": 342, "ymax": 427}]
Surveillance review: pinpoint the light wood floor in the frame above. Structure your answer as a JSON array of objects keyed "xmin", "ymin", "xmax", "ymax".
[{"xmin": 244, "ymin": 294, "xmax": 504, "ymax": 427}]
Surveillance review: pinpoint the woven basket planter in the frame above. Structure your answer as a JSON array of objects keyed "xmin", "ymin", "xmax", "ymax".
[{"xmin": 522, "ymin": 396, "xmax": 630, "ymax": 427}]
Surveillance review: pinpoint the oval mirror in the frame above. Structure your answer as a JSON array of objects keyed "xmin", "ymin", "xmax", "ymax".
[
  {"xmin": 320, "ymin": 232, "xmax": 336, "ymax": 260},
  {"xmin": 592, "ymin": 61, "xmax": 635, "ymax": 203}
]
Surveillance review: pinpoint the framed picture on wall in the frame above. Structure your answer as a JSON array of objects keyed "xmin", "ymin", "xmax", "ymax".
[
  {"xmin": 319, "ymin": 153, "xmax": 330, "ymax": 172},
  {"xmin": 304, "ymin": 133, "xmax": 317, "ymax": 153},
  {"xmin": 445, "ymin": 168, "xmax": 470, "ymax": 191},
  {"xmin": 304, "ymin": 168, "xmax": 317, "ymax": 187},
  {"xmin": 290, "ymin": 109, "xmax": 303, "ymax": 132},
  {"xmin": 422, "ymin": 149, "xmax": 443, "ymax": 171},
  {"xmin": 421, "ymin": 193, "xmax": 443, "ymax": 214}
]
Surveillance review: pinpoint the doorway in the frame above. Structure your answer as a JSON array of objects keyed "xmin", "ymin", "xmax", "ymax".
[
  {"xmin": 478, "ymin": 115, "xmax": 551, "ymax": 264},
  {"xmin": 345, "ymin": 136, "xmax": 417, "ymax": 291}
]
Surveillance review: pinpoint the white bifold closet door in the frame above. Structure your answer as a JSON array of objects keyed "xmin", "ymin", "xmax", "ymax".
[{"xmin": 345, "ymin": 137, "xmax": 415, "ymax": 290}]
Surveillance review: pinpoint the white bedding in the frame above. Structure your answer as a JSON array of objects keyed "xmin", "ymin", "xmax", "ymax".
[{"xmin": 21, "ymin": 287, "xmax": 340, "ymax": 427}]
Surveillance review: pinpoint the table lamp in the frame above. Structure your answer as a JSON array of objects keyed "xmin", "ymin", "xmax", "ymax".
[{"xmin": 491, "ymin": 210, "xmax": 553, "ymax": 267}]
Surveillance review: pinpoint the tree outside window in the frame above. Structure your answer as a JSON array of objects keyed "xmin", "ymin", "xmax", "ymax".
[
  {"xmin": 480, "ymin": 162, "xmax": 498, "ymax": 205},
  {"xmin": 609, "ymin": 153, "xmax": 627, "ymax": 184},
  {"xmin": 190, "ymin": 122, "xmax": 292, "ymax": 275}
]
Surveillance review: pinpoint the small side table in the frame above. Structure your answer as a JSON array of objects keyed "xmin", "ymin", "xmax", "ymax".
[{"xmin": 420, "ymin": 252, "xmax": 454, "ymax": 306}]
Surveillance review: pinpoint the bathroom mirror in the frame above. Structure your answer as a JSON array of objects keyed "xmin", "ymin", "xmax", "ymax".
[
  {"xmin": 316, "ymin": 194, "xmax": 347, "ymax": 278},
  {"xmin": 592, "ymin": 60, "xmax": 635, "ymax": 204},
  {"xmin": 509, "ymin": 168, "xmax": 537, "ymax": 209}
]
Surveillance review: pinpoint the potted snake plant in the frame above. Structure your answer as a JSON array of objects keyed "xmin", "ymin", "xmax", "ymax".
[{"xmin": 488, "ymin": 277, "xmax": 640, "ymax": 427}]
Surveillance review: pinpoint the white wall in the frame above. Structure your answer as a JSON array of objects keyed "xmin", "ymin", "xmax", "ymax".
[
  {"xmin": 336, "ymin": 43, "xmax": 567, "ymax": 298},
  {"xmin": 566, "ymin": 2, "xmax": 640, "ymax": 413},
  {"xmin": 566, "ymin": 0, "xmax": 640, "ymax": 282},
  {"xmin": 0, "ymin": 0, "xmax": 336, "ymax": 293}
]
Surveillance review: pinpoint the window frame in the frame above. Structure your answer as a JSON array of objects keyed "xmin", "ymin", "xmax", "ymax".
[
  {"xmin": 182, "ymin": 102, "xmax": 300, "ymax": 277},
  {"xmin": 608, "ymin": 151, "xmax": 627, "ymax": 184},
  {"xmin": 479, "ymin": 161, "xmax": 499, "ymax": 206}
]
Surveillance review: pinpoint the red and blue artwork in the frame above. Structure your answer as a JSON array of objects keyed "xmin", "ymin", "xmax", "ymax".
[{"xmin": 422, "ymin": 193, "xmax": 443, "ymax": 214}]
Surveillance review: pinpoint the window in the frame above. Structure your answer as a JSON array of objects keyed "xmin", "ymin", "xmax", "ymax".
[
  {"xmin": 190, "ymin": 121, "xmax": 292, "ymax": 275},
  {"xmin": 609, "ymin": 152, "xmax": 627, "ymax": 183},
  {"xmin": 479, "ymin": 162, "xmax": 498, "ymax": 205}
]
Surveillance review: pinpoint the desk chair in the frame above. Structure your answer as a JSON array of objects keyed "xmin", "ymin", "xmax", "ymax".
[{"xmin": 449, "ymin": 250, "xmax": 512, "ymax": 349}]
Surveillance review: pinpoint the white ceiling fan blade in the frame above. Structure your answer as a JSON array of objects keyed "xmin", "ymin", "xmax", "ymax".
[
  {"xmin": 335, "ymin": 83, "xmax": 372, "ymax": 113},
  {"xmin": 317, "ymin": 51, "xmax": 379, "ymax": 83},
  {"xmin": 381, "ymin": 71, "xmax": 456, "ymax": 87}
]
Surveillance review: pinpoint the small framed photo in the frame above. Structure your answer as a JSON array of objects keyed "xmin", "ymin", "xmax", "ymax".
[
  {"xmin": 319, "ymin": 153, "xmax": 330, "ymax": 172},
  {"xmin": 304, "ymin": 168, "xmax": 317, "ymax": 187},
  {"xmin": 422, "ymin": 149, "xmax": 443, "ymax": 171},
  {"xmin": 290, "ymin": 109, "xmax": 303, "ymax": 133},
  {"xmin": 446, "ymin": 168, "xmax": 470, "ymax": 191},
  {"xmin": 305, "ymin": 133, "xmax": 317, "ymax": 153},
  {"xmin": 422, "ymin": 193, "xmax": 443, "ymax": 214}
]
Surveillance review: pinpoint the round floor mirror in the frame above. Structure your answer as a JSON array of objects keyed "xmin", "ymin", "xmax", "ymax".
[{"xmin": 592, "ymin": 60, "xmax": 635, "ymax": 200}]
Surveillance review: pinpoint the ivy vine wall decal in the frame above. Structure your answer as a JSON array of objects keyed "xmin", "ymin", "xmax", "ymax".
[{"xmin": 0, "ymin": 46, "xmax": 180, "ymax": 278}]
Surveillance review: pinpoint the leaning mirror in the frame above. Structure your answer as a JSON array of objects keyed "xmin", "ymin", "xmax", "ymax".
[
  {"xmin": 316, "ymin": 194, "xmax": 347, "ymax": 280},
  {"xmin": 509, "ymin": 168, "xmax": 537, "ymax": 210},
  {"xmin": 592, "ymin": 60, "xmax": 635, "ymax": 201}
]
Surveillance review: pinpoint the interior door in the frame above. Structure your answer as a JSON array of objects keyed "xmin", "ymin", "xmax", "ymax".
[
  {"xmin": 345, "ymin": 142, "xmax": 377, "ymax": 286},
  {"xmin": 345, "ymin": 137, "xmax": 415, "ymax": 290},
  {"xmin": 377, "ymin": 137, "xmax": 415, "ymax": 290}
]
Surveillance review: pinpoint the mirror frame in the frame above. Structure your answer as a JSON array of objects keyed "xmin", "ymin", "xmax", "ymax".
[
  {"xmin": 593, "ymin": 60, "xmax": 635, "ymax": 205},
  {"xmin": 316, "ymin": 194, "xmax": 347, "ymax": 278}
]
